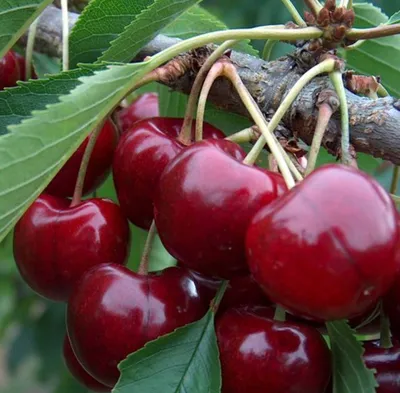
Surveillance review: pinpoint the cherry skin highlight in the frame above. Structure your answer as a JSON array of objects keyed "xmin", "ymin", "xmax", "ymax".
[
  {"xmin": 67, "ymin": 264, "xmax": 207, "ymax": 387},
  {"xmin": 246, "ymin": 164, "xmax": 400, "ymax": 321},
  {"xmin": 116, "ymin": 92, "xmax": 159, "ymax": 133},
  {"xmin": 216, "ymin": 307, "xmax": 332, "ymax": 393},
  {"xmin": 0, "ymin": 51, "xmax": 20, "ymax": 90},
  {"xmin": 154, "ymin": 139, "xmax": 287, "ymax": 278},
  {"xmin": 63, "ymin": 335, "xmax": 110, "ymax": 392},
  {"xmin": 46, "ymin": 119, "xmax": 118, "ymax": 198},
  {"xmin": 13, "ymin": 194, "xmax": 130, "ymax": 301},
  {"xmin": 113, "ymin": 117, "xmax": 226, "ymax": 230}
]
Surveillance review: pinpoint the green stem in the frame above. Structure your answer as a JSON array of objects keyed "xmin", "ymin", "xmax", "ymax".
[
  {"xmin": 25, "ymin": 18, "xmax": 38, "ymax": 80},
  {"xmin": 281, "ymin": 0, "xmax": 307, "ymax": 26},
  {"xmin": 179, "ymin": 40, "xmax": 237, "ymax": 144},
  {"xmin": 262, "ymin": 40, "xmax": 277, "ymax": 61},
  {"xmin": 330, "ymin": 71, "xmax": 351, "ymax": 166},
  {"xmin": 346, "ymin": 24, "xmax": 400, "ymax": 41},
  {"xmin": 391, "ymin": 194, "xmax": 400, "ymax": 206},
  {"xmin": 305, "ymin": 103, "xmax": 333, "ymax": 176},
  {"xmin": 138, "ymin": 221, "xmax": 157, "ymax": 275},
  {"xmin": 61, "ymin": 0, "xmax": 69, "ymax": 71},
  {"xmin": 211, "ymin": 281, "xmax": 230, "ymax": 314},
  {"xmin": 377, "ymin": 84, "xmax": 389, "ymax": 97},
  {"xmin": 380, "ymin": 302, "xmax": 392, "ymax": 349},
  {"xmin": 274, "ymin": 306, "xmax": 286, "ymax": 322},
  {"xmin": 390, "ymin": 166, "xmax": 399, "ymax": 194},
  {"xmin": 225, "ymin": 127, "xmax": 256, "ymax": 144},
  {"xmin": 243, "ymin": 59, "xmax": 336, "ymax": 177},
  {"xmin": 304, "ymin": 0, "xmax": 323, "ymax": 16}
]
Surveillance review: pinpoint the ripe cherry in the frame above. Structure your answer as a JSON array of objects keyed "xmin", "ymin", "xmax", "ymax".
[
  {"xmin": 246, "ymin": 164, "xmax": 400, "ymax": 321},
  {"xmin": 14, "ymin": 52, "xmax": 37, "ymax": 80},
  {"xmin": 67, "ymin": 264, "xmax": 207, "ymax": 387},
  {"xmin": 116, "ymin": 92, "xmax": 159, "ymax": 133},
  {"xmin": 13, "ymin": 194, "xmax": 130, "ymax": 301},
  {"xmin": 113, "ymin": 117, "xmax": 226, "ymax": 230},
  {"xmin": 216, "ymin": 307, "xmax": 332, "ymax": 393},
  {"xmin": 0, "ymin": 51, "xmax": 20, "ymax": 90},
  {"xmin": 384, "ymin": 274, "xmax": 400, "ymax": 340},
  {"xmin": 154, "ymin": 139, "xmax": 287, "ymax": 278},
  {"xmin": 46, "ymin": 119, "xmax": 118, "ymax": 198},
  {"xmin": 63, "ymin": 335, "xmax": 110, "ymax": 392}
]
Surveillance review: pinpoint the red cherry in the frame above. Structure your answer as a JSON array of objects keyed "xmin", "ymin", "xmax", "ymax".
[
  {"xmin": 67, "ymin": 264, "xmax": 207, "ymax": 387},
  {"xmin": 13, "ymin": 52, "xmax": 37, "ymax": 81},
  {"xmin": 63, "ymin": 335, "xmax": 110, "ymax": 392},
  {"xmin": 363, "ymin": 342, "xmax": 400, "ymax": 393},
  {"xmin": 246, "ymin": 164, "xmax": 400, "ymax": 321},
  {"xmin": 116, "ymin": 93, "xmax": 159, "ymax": 133},
  {"xmin": 216, "ymin": 307, "xmax": 332, "ymax": 393},
  {"xmin": 0, "ymin": 51, "xmax": 20, "ymax": 90},
  {"xmin": 13, "ymin": 194, "xmax": 130, "ymax": 301},
  {"xmin": 113, "ymin": 117, "xmax": 226, "ymax": 230},
  {"xmin": 46, "ymin": 119, "xmax": 118, "ymax": 198},
  {"xmin": 154, "ymin": 139, "xmax": 287, "ymax": 278}
]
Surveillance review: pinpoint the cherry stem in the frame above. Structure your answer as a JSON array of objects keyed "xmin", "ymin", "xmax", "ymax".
[
  {"xmin": 304, "ymin": 0, "xmax": 323, "ymax": 17},
  {"xmin": 377, "ymin": 84, "xmax": 389, "ymax": 97},
  {"xmin": 70, "ymin": 122, "xmax": 105, "ymax": 207},
  {"xmin": 347, "ymin": 24, "xmax": 400, "ymax": 41},
  {"xmin": 391, "ymin": 194, "xmax": 400, "ymax": 206},
  {"xmin": 330, "ymin": 71, "xmax": 351, "ymax": 166},
  {"xmin": 210, "ymin": 281, "xmax": 229, "ymax": 315},
  {"xmin": 25, "ymin": 18, "xmax": 39, "ymax": 80},
  {"xmin": 225, "ymin": 127, "xmax": 257, "ymax": 144},
  {"xmin": 305, "ymin": 103, "xmax": 333, "ymax": 176},
  {"xmin": 274, "ymin": 306, "xmax": 286, "ymax": 322},
  {"xmin": 61, "ymin": 0, "xmax": 70, "ymax": 71},
  {"xmin": 390, "ymin": 166, "xmax": 399, "ymax": 195},
  {"xmin": 179, "ymin": 40, "xmax": 237, "ymax": 145},
  {"xmin": 281, "ymin": 0, "xmax": 307, "ymax": 27},
  {"xmin": 138, "ymin": 221, "xmax": 157, "ymax": 275},
  {"xmin": 379, "ymin": 302, "xmax": 393, "ymax": 349},
  {"xmin": 242, "ymin": 58, "xmax": 336, "ymax": 184},
  {"xmin": 262, "ymin": 40, "xmax": 277, "ymax": 61}
]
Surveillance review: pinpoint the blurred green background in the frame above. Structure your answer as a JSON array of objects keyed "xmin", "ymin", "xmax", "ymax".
[{"xmin": 1, "ymin": 0, "xmax": 398, "ymax": 392}]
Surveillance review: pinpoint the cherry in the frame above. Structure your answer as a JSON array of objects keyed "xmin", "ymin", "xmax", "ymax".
[
  {"xmin": 46, "ymin": 119, "xmax": 118, "ymax": 198},
  {"xmin": 154, "ymin": 139, "xmax": 288, "ymax": 278},
  {"xmin": 246, "ymin": 164, "xmax": 400, "ymax": 321},
  {"xmin": 0, "ymin": 51, "xmax": 20, "ymax": 90},
  {"xmin": 13, "ymin": 52, "xmax": 37, "ymax": 81},
  {"xmin": 216, "ymin": 307, "xmax": 332, "ymax": 393},
  {"xmin": 13, "ymin": 194, "xmax": 130, "ymax": 301},
  {"xmin": 363, "ymin": 341, "xmax": 400, "ymax": 393},
  {"xmin": 116, "ymin": 92, "xmax": 159, "ymax": 133},
  {"xmin": 384, "ymin": 274, "xmax": 400, "ymax": 340},
  {"xmin": 67, "ymin": 264, "xmax": 207, "ymax": 387},
  {"xmin": 63, "ymin": 335, "xmax": 110, "ymax": 392},
  {"xmin": 113, "ymin": 117, "xmax": 226, "ymax": 230}
]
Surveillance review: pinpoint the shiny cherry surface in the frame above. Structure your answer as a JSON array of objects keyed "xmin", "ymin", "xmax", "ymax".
[
  {"xmin": 46, "ymin": 119, "xmax": 118, "ymax": 198},
  {"xmin": 14, "ymin": 52, "xmax": 37, "ymax": 80},
  {"xmin": 0, "ymin": 51, "xmax": 20, "ymax": 90},
  {"xmin": 384, "ymin": 274, "xmax": 400, "ymax": 340},
  {"xmin": 117, "ymin": 93, "xmax": 159, "ymax": 133},
  {"xmin": 217, "ymin": 307, "xmax": 332, "ymax": 393},
  {"xmin": 154, "ymin": 139, "xmax": 287, "ymax": 278},
  {"xmin": 246, "ymin": 164, "xmax": 400, "ymax": 321},
  {"xmin": 67, "ymin": 264, "xmax": 207, "ymax": 387},
  {"xmin": 63, "ymin": 335, "xmax": 110, "ymax": 392},
  {"xmin": 13, "ymin": 194, "xmax": 130, "ymax": 301},
  {"xmin": 113, "ymin": 117, "xmax": 226, "ymax": 230}
]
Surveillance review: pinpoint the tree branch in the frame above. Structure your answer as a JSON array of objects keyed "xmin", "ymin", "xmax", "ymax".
[{"xmin": 20, "ymin": 6, "xmax": 400, "ymax": 164}]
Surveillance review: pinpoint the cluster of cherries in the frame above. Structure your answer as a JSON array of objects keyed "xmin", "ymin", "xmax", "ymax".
[{"xmin": 10, "ymin": 77, "xmax": 400, "ymax": 392}]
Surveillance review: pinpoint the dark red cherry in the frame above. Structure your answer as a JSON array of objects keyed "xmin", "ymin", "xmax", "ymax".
[
  {"xmin": 13, "ymin": 52, "xmax": 37, "ymax": 80},
  {"xmin": 216, "ymin": 307, "xmax": 332, "ymax": 393},
  {"xmin": 67, "ymin": 264, "xmax": 207, "ymax": 387},
  {"xmin": 363, "ymin": 342, "xmax": 400, "ymax": 393},
  {"xmin": 116, "ymin": 93, "xmax": 159, "ymax": 133},
  {"xmin": 63, "ymin": 335, "xmax": 110, "ymax": 392},
  {"xmin": 384, "ymin": 274, "xmax": 400, "ymax": 340},
  {"xmin": 13, "ymin": 194, "xmax": 130, "ymax": 301},
  {"xmin": 154, "ymin": 139, "xmax": 288, "ymax": 278},
  {"xmin": 113, "ymin": 117, "xmax": 226, "ymax": 230},
  {"xmin": 0, "ymin": 51, "xmax": 20, "ymax": 90},
  {"xmin": 247, "ymin": 164, "xmax": 400, "ymax": 321},
  {"xmin": 46, "ymin": 119, "xmax": 118, "ymax": 198}
]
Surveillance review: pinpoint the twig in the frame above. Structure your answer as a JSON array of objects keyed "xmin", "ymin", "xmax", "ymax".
[{"xmin": 347, "ymin": 24, "xmax": 400, "ymax": 41}]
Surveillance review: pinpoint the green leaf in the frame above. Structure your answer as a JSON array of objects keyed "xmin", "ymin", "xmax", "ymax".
[
  {"xmin": 326, "ymin": 320, "xmax": 377, "ymax": 393},
  {"xmin": 114, "ymin": 309, "xmax": 221, "ymax": 393},
  {"xmin": 344, "ymin": 3, "xmax": 400, "ymax": 97},
  {"xmin": 100, "ymin": 0, "xmax": 203, "ymax": 63},
  {"xmin": 162, "ymin": 5, "xmax": 258, "ymax": 56},
  {"xmin": 388, "ymin": 11, "xmax": 400, "ymax": 25},
  {"xmin": 0, "ymin": 0, "xmax": 52, "ymax": 58},
  {"xmin": 0, "ymin": 61, "xmax": 152, "ymax": 242}
]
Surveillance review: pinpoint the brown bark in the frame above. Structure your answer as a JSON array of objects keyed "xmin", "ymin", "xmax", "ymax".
[{"xmin": 20, "ymin": 6, "xmax": 400, "ymax": 164}]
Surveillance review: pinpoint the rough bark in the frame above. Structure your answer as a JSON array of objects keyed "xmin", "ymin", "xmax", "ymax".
[{"xmin": 20, "ymin": 6, "xmax": 400, "ymax": 164}]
